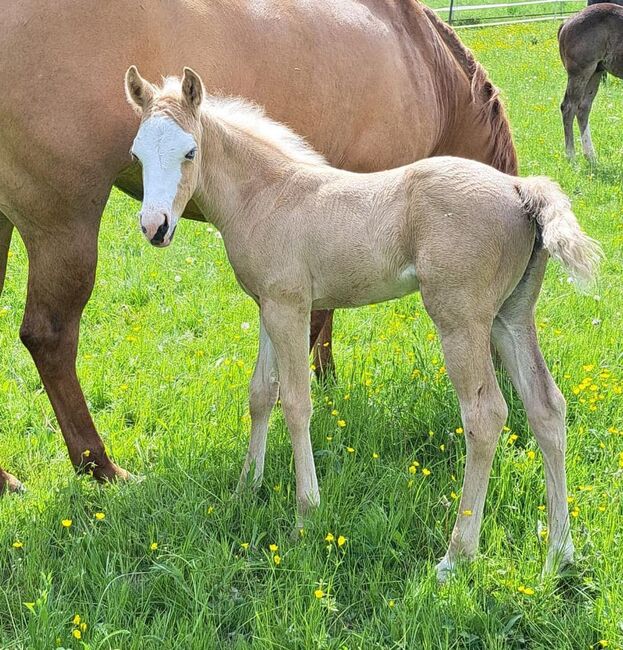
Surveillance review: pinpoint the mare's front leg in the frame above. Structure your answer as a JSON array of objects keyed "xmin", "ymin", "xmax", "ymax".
[
  {"xmin": 262, "ymin": 298, "xmax": 319, "ymax": 522},
  {"xmin": 18, "ymin": 216, "xmax": 129, "ymax": 482},
  {"xmin": 237, "ymin": 318, "xmax": 279, "ymax": 490}
]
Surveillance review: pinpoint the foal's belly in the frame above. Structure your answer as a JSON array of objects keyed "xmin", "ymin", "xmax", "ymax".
[{"xmin": 311, "ymin": 264, "xmax": 420, "ymax": 309}]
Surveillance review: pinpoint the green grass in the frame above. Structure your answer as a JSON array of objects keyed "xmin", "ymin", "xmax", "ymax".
[{"xmin": 1, "ymin": 21, "xmax": 622, "ymax": 649}]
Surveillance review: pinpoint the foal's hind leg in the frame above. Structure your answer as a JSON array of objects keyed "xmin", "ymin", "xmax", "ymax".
[
  {"xmin": 577, "ymin": 70, "xmax": 604, "ymax": 162},
  {"xmin": 432, "ymin": 318, "xmax": 508, "ymax": 580},
  {"xmin": 18, "ymin": 217, "xmax": 128, "ymax": 482},
  {"xmin": 561, "ymin": 72, "xmax": 593, "ymax": 160},
  {"xmin": 491, "ymin": 250, "xmax": 574, "ymax": 572},
  {"xmin": 0, "ymin": 212, "xmax": 24, "ymax": 494}
]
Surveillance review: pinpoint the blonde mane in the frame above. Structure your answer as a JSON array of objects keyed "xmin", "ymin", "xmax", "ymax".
[{"xmin": 205, "ymin": 95, "xmax": 328, "ymax": 167}]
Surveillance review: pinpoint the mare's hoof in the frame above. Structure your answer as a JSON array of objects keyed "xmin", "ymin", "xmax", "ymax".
[
  {"xmin": 0, "ymin": 470, "xmax": 25, "ymax": 495},
  {"xmin": 91, "ymin": 462, "xmax": 133, "ymax": 484}
]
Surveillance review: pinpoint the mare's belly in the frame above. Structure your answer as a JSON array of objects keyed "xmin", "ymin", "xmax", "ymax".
[{"xmin": 311, "ymin": 264, "xmax": 420, "ymax": 309}]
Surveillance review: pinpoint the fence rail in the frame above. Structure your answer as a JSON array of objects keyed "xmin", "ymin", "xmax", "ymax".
[{"xmin": 432, "ymin": 0, "xmax": 585, "ymax": 27}]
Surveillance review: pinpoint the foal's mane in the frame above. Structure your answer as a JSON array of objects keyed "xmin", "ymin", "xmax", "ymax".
[
  {"xmin": 157, "ymin": 76, "xmax": 326, "ymax": 167},
  {"xmin": 421, "ymin": 5, "xmax": 518, "ymax": 175}
]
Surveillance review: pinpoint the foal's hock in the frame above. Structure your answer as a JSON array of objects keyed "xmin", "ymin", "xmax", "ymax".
[{"xmin": 127, "ymin": 67, "xmax": 602, "ymax": 580}]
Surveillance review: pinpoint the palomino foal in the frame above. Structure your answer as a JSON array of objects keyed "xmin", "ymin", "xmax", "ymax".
[{"xmin": 125, "ymin": 67, "xmax": 601, "ymax": 579}]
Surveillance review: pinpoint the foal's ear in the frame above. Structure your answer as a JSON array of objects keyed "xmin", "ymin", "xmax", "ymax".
[
  {"xmin": 181, "ymin": 67, "xmax": 204, "ymax": 112},
  {"xmin": 125, "ymin": 65, "xmax": 153, "ymax": 112}
]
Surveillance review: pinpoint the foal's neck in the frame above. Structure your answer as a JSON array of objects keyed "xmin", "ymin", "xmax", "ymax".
[{"xmin": 195, "ymin": 108, "xmax": 310, "ymax": 234}]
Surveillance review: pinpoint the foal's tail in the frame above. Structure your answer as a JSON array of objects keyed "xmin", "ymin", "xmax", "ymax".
[{"xmin": 517, "ymin": 177, "xmax": 603, "ymax": 288}]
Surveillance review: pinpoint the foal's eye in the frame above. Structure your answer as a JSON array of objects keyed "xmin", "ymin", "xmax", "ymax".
[{"xmin": 185, "ymin": 148, "xmax": 197, "ymax": 160}]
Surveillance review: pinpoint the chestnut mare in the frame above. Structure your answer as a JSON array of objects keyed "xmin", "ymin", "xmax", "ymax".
[
  {"xmin": 126, "ymin": 68, "xmax": 600, "ymax": 577},
  {"xmin": 0, "ymin": 0, "xmax": 516, "ymax": 492}
]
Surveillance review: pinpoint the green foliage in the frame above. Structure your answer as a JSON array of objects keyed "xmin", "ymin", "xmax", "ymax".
[{"xmin": 0, "ymin": 22, "xmax": 621, "ymax": 649}]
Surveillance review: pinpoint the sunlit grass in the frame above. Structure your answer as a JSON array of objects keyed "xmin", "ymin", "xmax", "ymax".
[{"xmin": 0, "ymin": 21, "xmax": 621, "ymax": 649}]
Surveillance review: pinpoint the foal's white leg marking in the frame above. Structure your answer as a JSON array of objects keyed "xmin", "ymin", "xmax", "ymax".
[
  {"xmin": 580, "ymin": 124, "xmax": 596, "ymax": 162},
  {"xmin": 261, "ymin": 300, "xmax": 319, "ymax": 521},
  {"xmin": 435, "ymin": 324, "xmax": 507, "ymax": 581},
  {"xmin": 238, "ymin": 320, "xmax": 279, "ymax": 490},
  {"xmin": 492, "ymin": 316, "xmax": 574, "ymax": 572}
]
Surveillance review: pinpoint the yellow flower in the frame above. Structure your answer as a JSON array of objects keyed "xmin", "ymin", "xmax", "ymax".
[
  {"xmin": 450, "ymin": 491, "xmax": 458, "ymax": 500},
  {"xmin": 80, "ymin": 623, "xmax": 87, "ymax": 633},
  {"xmin": 325, "ymin": 533, "xmax": 335, "ymax": 543},
  {"xmin": 537, "ymin": 505, "xmax": 546, "ymax": 511},
  {"xmin": 526, "ymin": 450, "xmax": 536, "ymax": 460},
  {"xmin": 273, "ymin": 554, "xmax": 281, "ymax": 565},
  {"xmin": 508, "ymin": 434, "xmax": 518, "ymax": 445},
  {"xmin": 240, "ymin": 543, "xmax": 249, "ymax": 550},
  {"xmin": 337, "ymin": 535, "xmax": 347, "ymax": 547},
  {"xmin": 314, "ymin": 589, "xmax": 325, "ymax": 599},
  {"xmin": 83, "ymin": 449, "xmax": 91, "ymax": 458},
  {"xmin": 408, "ymin": 464, "xmax": 417, "ymax": 474},
  {"xmin": 72, "ymin": 629, "xmax": 82, "ymax": 640},
  {"xmin": 337, "ymin": 420, "xmax": 346, "ymax": 428},
  {"xmin": 462, "ymin": 509, "xmax": 473, "ymax": 517},
  {"xmin": 331, "ymin": 409, "xmax": 339, "ymax": 416},
  {"xmin": 269, "ymin": 543, "xmax": 278, "ymax": 553},
  {"xmin": 388, "ymin": 599, "xmax": 395, "ymax": 608},
  {"xmin": 12, "ymin": 540, "xmax": 23, "ymax": 549},
  {"xmin": 346, "ymin": 447, "xmax": 355, "ymax": 453},
  {"xmin": 150, "ymin": 542, "xmax": 158, "ymax": 551},
  {"xmin": 598, "ymin": 641, "xmax": 610, "ymax": 648},
  {"xmin": 61, "ymin": 519, "xmax": 72, "ymax": 528},
  {"xmin": 518, "ymin": 585, "xmax": 535, "ymax": 596},
  {"xmin": 95, "ymin": 512, "xmax": 105, "ymax": 521},
  {"xmin": 422, "ymin": 468, "xmax": 431, "ymax": 476},
  {"xmin": 570, "ymin": 506, "xmax": 580, "ymax": 518},
  {"xmin": 72, "ymin": 614, "xmax": 81, "ymax": 625},
  {"xmin": 455, "ymin": 427, "xmax": 464, "ymax": 434},
  {"xmin": 372, "ymin": 452, "xmax": 379, "ymax": 459}
]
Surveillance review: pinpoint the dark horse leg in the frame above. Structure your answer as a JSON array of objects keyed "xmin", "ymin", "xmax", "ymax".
[
  {"xmin": 16, "ymin": 211, "xmax": 129, "ymax": 483},
  {"xmin": 309, "ymin": 310, "xmax": 335, "ymax": 381},
  {"xmin": 576, "ymin": 69, "xmax": 603, "ymax": 162},
  {"xmin": 0, "ymin": 212, "xmax": 24, "ymax": 493},
  {"xmin": 561, "ymin": 70, "xmax": 594, "ymax": 160}
]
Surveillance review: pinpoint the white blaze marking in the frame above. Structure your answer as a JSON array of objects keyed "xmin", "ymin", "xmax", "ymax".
[{"xmin": 131, "ymin": 116, "xmax": 196, "ymax": 217}]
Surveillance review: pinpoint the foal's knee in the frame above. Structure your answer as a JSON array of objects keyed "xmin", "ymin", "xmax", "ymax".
[
  {"xmin": 249, "ymin": 373, "xmax": 279, "ymax": 417},
  {"xmin": 280, "ymin": 392, "xmax": 312, "ymax": 429},
  {"xmin": 19, "ymin": 310, "xmax": 73, "ymax": 363}
]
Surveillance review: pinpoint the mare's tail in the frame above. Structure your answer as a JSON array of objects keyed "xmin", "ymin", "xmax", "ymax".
[
  {"xmin": 0, "ymin": 213, "xmax": 12, "ymax": 296},
  {"xmin": 516, "ymin": 176, "xmax": 603, "ymax": 288}
]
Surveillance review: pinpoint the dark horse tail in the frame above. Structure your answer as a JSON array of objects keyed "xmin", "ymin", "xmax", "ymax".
[
  {"xmin": 0, "ymin": 213, "xmax": 12, "ymax": 297},
  {"xmin": 421, "ymin": 4, "xmax": 518, "ymax": 176}
]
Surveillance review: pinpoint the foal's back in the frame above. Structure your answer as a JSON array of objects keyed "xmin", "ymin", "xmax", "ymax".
[{"xmin": 559, "ymin": 4, "xmax": 623, "ymax": 76}]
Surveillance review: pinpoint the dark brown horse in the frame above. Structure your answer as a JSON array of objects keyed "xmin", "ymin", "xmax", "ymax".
[
  {"xmin": 0, "ymin": 0, "xmax": 516, "ymax": 492},
  {"xmin": 559, "ymin": 3, "xmax": 623, "ymax": 160}
]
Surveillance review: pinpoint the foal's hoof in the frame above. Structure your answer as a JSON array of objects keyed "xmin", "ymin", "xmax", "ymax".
[
  {"xmin": 0, "ymin": 470, "xmax": 25, "ymax": 495},
  {"xmin": 435, "ymin": 555, "xmax": 456, "ymax": 583}
]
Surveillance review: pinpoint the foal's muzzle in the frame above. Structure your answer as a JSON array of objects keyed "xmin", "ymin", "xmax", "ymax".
[{"xmin": 140, "ymin": 211, "xmax": 175, "ymax": 247}]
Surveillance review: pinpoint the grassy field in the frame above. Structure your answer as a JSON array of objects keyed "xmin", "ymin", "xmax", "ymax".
[{"xmin": 1, "ymin": 21, "xmax": 622, "ymax": 650}]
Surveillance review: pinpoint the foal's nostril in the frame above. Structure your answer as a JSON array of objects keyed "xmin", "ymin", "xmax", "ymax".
[{"xmin": 151, "ymin": 215, "xmax": 169, "ymax": 245}]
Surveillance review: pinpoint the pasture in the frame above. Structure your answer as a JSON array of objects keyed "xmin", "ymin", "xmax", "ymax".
[{"xmin": 0, "ymin": 20, "xmax": 622, "ymax": 649}]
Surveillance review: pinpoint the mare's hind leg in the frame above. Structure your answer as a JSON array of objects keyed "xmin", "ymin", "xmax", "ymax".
[
  {"xmin": 431, "ymin": 316, "xmax": 508, "ymax": 580},
  {"xmin": 0, "ymin": 212, "xmax": 23, "ymax": 494},
  {"xmin": 561, "ymin": 72, "xmax": 592, "ymax": 160},
  {"xmin": 310, "ymin": 310, "xmax": 335, "ymax": 381},
  {"xmin": 18, "ymin": 216, "xmax": 128, "ymax": 482},
  {"xmin": 491, "ymin": 249, "xmax": 574, "ymax": 572},
  {"xmin": 576, "ymin": 70, "xmax": 604, "ymax": 162}
]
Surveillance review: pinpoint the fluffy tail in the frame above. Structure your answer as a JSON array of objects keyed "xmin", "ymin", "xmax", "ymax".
[
  {"xmin": 517, "ymin": 176, "xmax": 603, "ymax": 288},
  {"xmin": 0, "ymin": 214, "xmax": 12, "ymax": 296}
]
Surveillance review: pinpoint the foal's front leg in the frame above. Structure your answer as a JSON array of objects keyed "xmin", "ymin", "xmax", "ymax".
[
  {"xmin": 261, "ymin": 298, "xmax": 319, "ymax": 521},
  {"xmin": 238, "ymin": 319, "xmax": 279, "ymax": 490}
]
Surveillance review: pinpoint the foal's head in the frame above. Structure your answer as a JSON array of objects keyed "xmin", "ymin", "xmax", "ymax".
[{"xmin": 125, "ymin": 66, "xmax": 204, "ymax": 247}]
